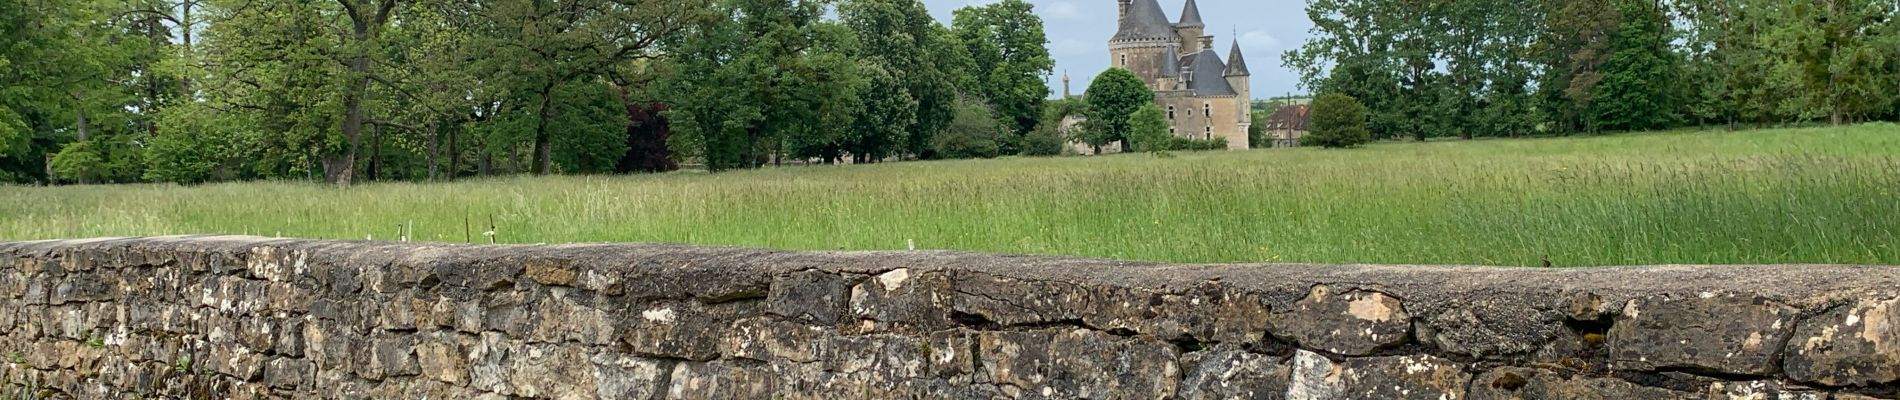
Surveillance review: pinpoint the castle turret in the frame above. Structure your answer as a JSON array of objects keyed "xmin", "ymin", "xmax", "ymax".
[
  {"xmin": 1109, "ymin": 0, "xmax": 1176, "ymax": 87},
  {"xmin": 1227, "ymin": 39, "xmax": 1253, "ymax": 149},
  {"xmin": 1173, "ymin": 0, "xmax": 1206, "ymax": 53}
]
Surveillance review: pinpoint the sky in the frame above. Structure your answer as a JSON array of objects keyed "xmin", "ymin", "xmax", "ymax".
[{"xmin": 918, "ymin": 0, "xmax": 1315, "ymax": 100}]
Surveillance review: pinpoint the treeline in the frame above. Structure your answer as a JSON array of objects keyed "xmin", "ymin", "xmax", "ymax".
[
  {"xmin": 1283, "ymin": 0, "xmax": 1900, "ymax": 140},
  {"xmin": 0, "ymin": 0, "xmax": 1055, "ymax": 185}
]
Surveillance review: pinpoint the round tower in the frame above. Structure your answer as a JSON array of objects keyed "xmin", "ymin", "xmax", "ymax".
[
  {"xmin": 1225, "ymin": 38, "xmax": 1254, "ymax": 149},
  {"xmin": 1173, "ymin": 0, "xmax": 1206, "ymax": 53},
  {"xmin": 1109, "ymin": 0, "xmax": 1177, "ymax": 89}
]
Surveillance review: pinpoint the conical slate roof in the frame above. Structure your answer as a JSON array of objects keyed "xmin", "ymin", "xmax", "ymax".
[
  {"xmin": 1113, "ymin": 0, "xmax": 1174, "ymax": 42},
  {"xmin": 1177, "ymin": 0, "xmax": 1205, "ymax": 27},
  {"xmin": 1225, "ymin": 39, "xmax": 1251, "ymax": 76},
  {"xmin": 1184, "ymin": 50, "xmax": 1235, "ymax": 96}
]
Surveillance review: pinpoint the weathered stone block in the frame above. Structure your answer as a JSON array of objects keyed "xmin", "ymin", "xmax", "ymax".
[
  {"xmin": 1468, "ymin": 367, "xmax": 1692, "ymax": 400},
  {"xmin": 978, "ymin": 328, "xmax": 1180, "ymax": 399},
  {"xmin": 1784, "ymin": 297, "xmax": 1900, "ymax": 386},
  {"xmin": 1288, "ymin": 350, "xmax": 1469, "ymax": 400},
  {"xmin": 523, "ymin": 257, "xmax": 579, "ymax": 287},
  {"xmin": 415, "ymin": 334, "xmax": 470, "ymax": 386},
  {"xmin": 770, "ymin": 269, "xmax": 850, "ymax": 325},
  {"xmin": 1176, "ymin": 344, "xmax": 1290, "ymax": 400},
  {"xmin": 1608, "ymin": 293, "xmax": 1797, "ymax": 376},
  {"xmin": 508, "ymin": 343, "xmax": 596, "ymax": 400},
  {"xmin": 1272, "ymin": 285, "xmax": 1412, "ymax": 356}
]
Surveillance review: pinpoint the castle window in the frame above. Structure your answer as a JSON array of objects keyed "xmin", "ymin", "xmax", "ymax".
[
  {"xmin": 1169, "ymin": 127, "xmax": 1176, "ymax": 135},
  {"xmin": 1120, "ymin": 54, "xmax": 1127, "ymax": 67},
  {"xmin": 1167, "ymin": 106, "xmax": 1175, "ymax": 120},
  {"xmin": 1204, "ymin": 126, "xmax": 1212, "ymax": 140},
  {"xmin": 1203, "ymin": 103, "xmax": 1212, "ymax": 118}
]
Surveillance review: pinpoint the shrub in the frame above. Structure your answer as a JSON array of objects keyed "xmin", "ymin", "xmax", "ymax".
[
  {"xmin": 1165, "ymin": 136, "xmax": 1228, "ymax": 151},
  {"xmin": 1020, "ymin": 126, "xmax": 1066, "ymax": 157},
  {"xmin": 1306, "ymin": 93, "xmax": 1371, "ymax": 148},
  {"xmin": 932, "ymin": 97, "xmax": 1008, "ymax": 159},
  {"xmin": 49, "ymin": 141, "xmax": 105, "ymax": 184},
  {"xmin": 1125, "ymin": 104, "xmax": 1170, "ymax": 152}
]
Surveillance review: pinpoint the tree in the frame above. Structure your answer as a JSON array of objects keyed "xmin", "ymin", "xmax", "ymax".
[
  {"xmin": 952, "ymin": 0, "xmax": 1053, "ymax": 136},
  {"xmin": 1534, "ymin": 0, "xmax": 1618, "ymax": 134},
  {"xmin": 1758, "ymin": 0, "xmax": 1897, "ymax": 125},
  {"xmin": 1125, "ymin": 104, "xmax": 1170, "ymax": 152},
  {"xmin": 463, "ymin": 0, "xmax": 709, "ymax": 176},
  {"xmin": 839, "ymin": 0, "xmax": 960, "ymax": 160},
  {"xmin": 850, "ymin": 64, "xmax": 918, "ymax": 163},
  {"xmin": 1081, "ymin": 68, "xmax": 1151, "ymax": 153},
  {"xmin": 1307, "ymin": 93, "xmax": 1371, "ymax": 148},
  {"xmin": 660, "ymin": 0, "xmax": 859, "ymax": 170},
  {"xmin": 1589, "ymin": 0, "xmax": 1684, "ymax": 132}
]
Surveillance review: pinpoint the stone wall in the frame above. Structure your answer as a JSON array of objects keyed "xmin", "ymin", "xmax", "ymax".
[{"xmin": 2, "ymin": 236, "xmax": 1898, "ymax": 399}]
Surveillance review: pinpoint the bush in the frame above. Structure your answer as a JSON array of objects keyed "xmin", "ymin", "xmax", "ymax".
[
  {"xmin": 932, "ymin": 97, "xmax": 1008, "ymax": 159},
  {"xmin": 1125, "ymin": 104, "xmax": 1170, "ymax": 152},
  {"xmin": 1165, "ymin": 136, "xmax": 1228, "ymax": 151},
  {"xmin": 49, "ymin": 141, "xmax": 105, "ymax": 183},
  {"xmin": 1306, "ymin": 93, "xmax": 1371, "ymax": 148},
  {"xmin": 1020, "ymin": 126, "xmax": 1065, "ymax": 157}
]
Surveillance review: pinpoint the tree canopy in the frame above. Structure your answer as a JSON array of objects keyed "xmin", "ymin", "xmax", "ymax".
[{"xmin": 1284, "ymin": 0, "xmax": 1900, "ymax": 139}]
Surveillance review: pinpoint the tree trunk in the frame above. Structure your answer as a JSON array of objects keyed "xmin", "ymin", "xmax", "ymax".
[
  {"xmin": 426, "ymin": 119, "xmax": 440, "ymax": 182},
  {"xmin": 73, "ymin": 106, "xmax": 89, "ymax": 184},
  {"xmin": 447, "ymin": 121, "xmax": 460, "ymax": 181},
  {"xmin": 367, "ymin": 124, "xmax": 383, "ymax": 181},
  {"xmin": 75, "ymin": 107, "xmax": 88, "ymax": 142},
  {"xmin": 329, "ymin": 10, "xmax": 374, "ymax": 186},
  {"xmin": 533, "ymin": 85, "xmax": 556, "ymax": 175}
]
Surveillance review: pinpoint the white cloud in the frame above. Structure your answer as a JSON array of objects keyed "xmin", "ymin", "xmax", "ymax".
[
  {"xmin": 1044, "ymin": 1, "xmax": 1082, "ymax": 20},
  {"xmin": 1239, "ymin": 31, "xmax": 1281, "ymax": 51}
]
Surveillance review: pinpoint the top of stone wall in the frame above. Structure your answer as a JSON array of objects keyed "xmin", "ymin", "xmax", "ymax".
[{"xmin": 5, "ymin": 235, "xmax": 1890, "ymax": 304}]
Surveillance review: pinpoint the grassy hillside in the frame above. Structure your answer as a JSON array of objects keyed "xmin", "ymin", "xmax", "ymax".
[{"xmin": 5, "ymin": 124, "xmax": 1898, "ymax": 267}]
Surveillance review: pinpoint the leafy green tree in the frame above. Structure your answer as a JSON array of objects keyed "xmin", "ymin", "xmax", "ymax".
[
  {"xmin": 850, "ymin": 64, "xmax": 918, "ymax": 163},
  {"xmin": 1307, "ymin": 93, "xmax": 1371, "ymax": 148},
  {"xmin": 1757, "ymin": 0, "xmax": 1897, "ymax": 124},
  {"xmin": 661, "ymin": 0, "xmax": 857, "ymax": 170},
  {"xmin": 463, "ymin": 0, "xmax": 709, "ymax": 176},
  {"xmin": 1081, "ymin": 68, "xmax": 1151, "ymax": 153},
  {"xmin": 952, "ymin": 0, "xmax": 1053, "ymax": 135},
  {"xmin": 1589, "ymin": 0, "xmax": 1684, "ymax": 132},
  {"xmin": 1533, "ymin": 0, "xmax": 1617, "ymax": 133},
  {"xmin": 1125, "ymin": 105, "xmax": 1170, "ymax": 152},
  {"xmin": 839, "ymin": 0, "xmax": 960, "ymax": 160}
]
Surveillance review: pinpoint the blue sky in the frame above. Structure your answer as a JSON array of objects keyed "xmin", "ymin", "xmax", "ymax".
[{"xmin": 918, "ymin": 0, "xmax": 1314, "ymax": 100}]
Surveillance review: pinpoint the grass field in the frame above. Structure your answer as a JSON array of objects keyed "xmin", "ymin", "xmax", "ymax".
[{"xmin": 5, "ymin": 124, "xmax": 1899, "ymax": 267}]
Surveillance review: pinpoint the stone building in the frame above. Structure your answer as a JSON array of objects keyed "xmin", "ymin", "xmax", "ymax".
[
  {"xmin": 1263, "ymin": 104, "xmax": 1310, "ymax": 148},
  {"xmin": 1110, "ymin": 0, "xmax": 1252, "ymax": 150}
]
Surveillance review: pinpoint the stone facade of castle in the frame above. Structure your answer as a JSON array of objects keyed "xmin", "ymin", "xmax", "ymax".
[{"xmin": 1110, "ymin": 0, "xmax": 1252, "ymax": 150}]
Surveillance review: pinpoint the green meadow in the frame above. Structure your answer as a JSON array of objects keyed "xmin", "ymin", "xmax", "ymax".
[{"xmin": 5, "ymin": 124, "xmax": 1898, "ymax": 267}]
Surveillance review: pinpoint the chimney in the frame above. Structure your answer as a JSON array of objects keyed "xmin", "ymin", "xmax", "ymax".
[
  {"xmin": 1199, "ymin": 35, "xmax": 1215, "ymax": 51},
  {"xmin": 1118, "ymin": 0, "xmax": 1131, "ymax": 21}
]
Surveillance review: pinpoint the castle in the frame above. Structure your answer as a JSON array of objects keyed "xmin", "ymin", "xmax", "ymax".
[{"xmin": 1110, "ymin": 0, "xmax": 1252, "ymax": 150}]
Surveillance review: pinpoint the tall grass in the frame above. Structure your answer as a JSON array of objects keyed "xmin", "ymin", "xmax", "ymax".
[{"xmin": 4, "ymin": 124, "xmax": 1898, "ymax": 266}]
